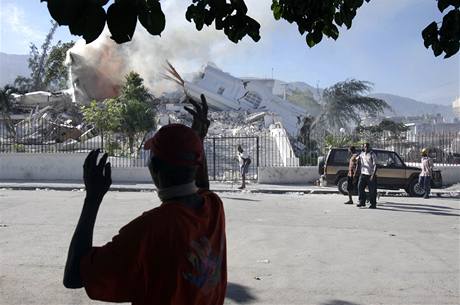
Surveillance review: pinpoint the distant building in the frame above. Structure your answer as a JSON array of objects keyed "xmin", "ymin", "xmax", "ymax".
[
  {"xmin": 453, "ymin": 97, "xmax": 460, "ymax": 119},
  {"xmin": 405, "ymin": 122, "xmax": 460, "ymax": 135}
]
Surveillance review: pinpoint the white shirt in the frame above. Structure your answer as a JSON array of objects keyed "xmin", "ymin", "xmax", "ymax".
[
  {"xmin": 359, "ymin": 151, "xmax": 377, "ymax": 176},
  {"xmin": 237, "ymin": 151, "xmax": 249, "ymax": 167},
  {"xmin": 420, "ymin": 157, "xmax": 433, "ymax": 177}
]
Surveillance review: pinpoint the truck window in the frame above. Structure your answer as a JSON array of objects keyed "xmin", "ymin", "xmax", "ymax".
[
  {"xmin": 330, "ymin": 150, "xmax": 348, "ymax": 164},
  {"xmin": 375, "ymin": 151, "xmax": 403, "ymax": 168}
]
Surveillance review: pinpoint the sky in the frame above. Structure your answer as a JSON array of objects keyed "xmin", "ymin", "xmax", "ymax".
[{"xmin": 0, "ymin": 0, "xmax": 458, "ymax": 105}]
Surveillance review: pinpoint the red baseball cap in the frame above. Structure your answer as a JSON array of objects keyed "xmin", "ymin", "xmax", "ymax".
[{"xmin": 144, "ymin": 124, "xmax": 203, "ymax": 166}]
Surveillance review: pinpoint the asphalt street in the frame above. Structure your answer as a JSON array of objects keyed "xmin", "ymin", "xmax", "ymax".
[{"xmin": 0, "ymin": 190, "xmax": 459, "ymax": 305}]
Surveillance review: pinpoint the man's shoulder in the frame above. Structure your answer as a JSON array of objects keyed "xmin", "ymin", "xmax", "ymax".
[{"xmin": 199, "ymin": 189, "xmax": 223, "ymax": 202}]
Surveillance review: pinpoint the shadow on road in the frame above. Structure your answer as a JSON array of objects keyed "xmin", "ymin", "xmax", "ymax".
[
  {"xmin": 226, "ymin": 282, "xmax": 257, "ymax": 303},
  {"xmin": 380, "ymin": 201, "xmax": 460, "ymax": 210},
  {"xmin": 222, "ymin": 197, "xmax": 261, "ymax": 202},
  {"xmin": 320, "ymin": 300, "xmax": 362, "ymax": 305},
  {"xmin": 378, "ymin": 201, "xmax": 460, "ymax": 217}
]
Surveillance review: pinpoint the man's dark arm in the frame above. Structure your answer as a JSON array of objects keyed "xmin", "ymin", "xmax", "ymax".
[
  {"xmin": 371, "ymin": 152, "xmax": 377, "ymax": 180},
  {"xmin": 63, "ymin": 150, "xmax": 112, "ymax": 288},
  {"xmin": 195, "ymin": 154, "xmax": 210, "ymax": 190},
  {"xmin": 354, "ymin": 156, "xmax": 361, "ymax": 178},
  {"xmin": 184, "ymin": 94, "xmax": 210, "ymax": 190},
  {"xmin": 63, "ymin": 196, "xmax": 102, "ymax": 288}
]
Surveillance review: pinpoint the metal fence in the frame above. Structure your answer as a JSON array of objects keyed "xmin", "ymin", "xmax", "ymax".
[
  {"xmin": 205, "ymin": 136, "xmax": 259, "ymax": 181},
  {"xmin": 1, "ymin": 120, "xmax": 460, "ymax": 180},
  {"xmin": 321, "ymin": 132, "xmax": 460, "ymax": 165}
]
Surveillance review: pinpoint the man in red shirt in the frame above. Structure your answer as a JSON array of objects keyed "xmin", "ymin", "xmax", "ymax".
[{"xmin": 63, "ymin": 95, "xmax": 227, "ymax": 305}]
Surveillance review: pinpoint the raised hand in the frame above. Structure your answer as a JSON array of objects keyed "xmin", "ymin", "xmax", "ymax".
[
  {"xmin": 184, "ymin": 94, "xmax": 210, "ymax": 139},
  {"xmin": 83, "ymin": 149, "xmax": 112, "ymax": 200}
]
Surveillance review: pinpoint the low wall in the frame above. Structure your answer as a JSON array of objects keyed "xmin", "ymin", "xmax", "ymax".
[
  {"xmin": 1, "ymin": 154, "xmax": 459, "ymax": 186},
  {"xmin": 0, "ymin": 153, "xmax": 152, "ymax": 183},
  {"xmin": 436, "ymin": 166, "xmax": 460, "ymax": 186},
  {"xmin": 258, "ymin": 166, "xmax": 318, "ymax": 184},
  {"xmin": 406, "ymin": 162, "xmax": 460, "ymax": 186}
]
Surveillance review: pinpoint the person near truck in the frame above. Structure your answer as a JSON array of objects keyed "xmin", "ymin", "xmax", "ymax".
[
  {"xmin": 355, "ymin": 143, "xmax": 378, "ymax": 208},
  {"xmin": 63, "ymin": 95, "xmax": 228, "ymax": 305},
  {"xmin": 419, "ymin": 148, "xmax": 434, "ymax": 199},
  {"xmin": 344, "ymin": 146, "xmax": 359, "ymax": 205}
]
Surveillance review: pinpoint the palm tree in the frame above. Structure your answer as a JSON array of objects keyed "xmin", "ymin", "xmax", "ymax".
[
  {"xmin": 313, "ymin": 79, "xmax": 390, "ymax": 132},
  {"xmin": 0, "ymin": 85, "xmax": 19, "ymax": 137}
]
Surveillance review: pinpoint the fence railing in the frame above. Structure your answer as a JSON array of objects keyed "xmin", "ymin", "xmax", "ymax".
[{"xmin": 1, "ymin": 120, "xmax": 460, "ymax": 180}]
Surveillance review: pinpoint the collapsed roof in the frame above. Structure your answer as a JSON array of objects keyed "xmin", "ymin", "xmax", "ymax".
[{"xmin": 179, "ymin": 64, "xmax": 307, "ymax": 136}]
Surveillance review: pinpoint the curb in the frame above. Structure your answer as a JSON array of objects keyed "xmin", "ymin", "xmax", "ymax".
[{"xmin": 1, "ymin": 184, "xmax": 459, "ymax": 198}]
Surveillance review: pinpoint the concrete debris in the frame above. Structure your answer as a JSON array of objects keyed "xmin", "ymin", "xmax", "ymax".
[
  {"xmin": 3, "ymin": 64, "xmax": 301, "ymax": 157},
  {"xmin": 156, "ymin": 99, "xmax": 277, "ymax": 138},
  {"xmin": 2, "ymin": 90, "xmax": 87, "ymax": 147},
  {"xmin": 181, "ymin": 64, "xmax": 308, "ymax": 136}
]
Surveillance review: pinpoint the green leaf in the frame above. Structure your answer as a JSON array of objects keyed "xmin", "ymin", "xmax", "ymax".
[
  {"xmin": 444, "ymin": 40, "xmax": 460, "ymax": 58},
  {"xmin": 46, "ymin": 0, "xmax": 83, "ymax": 26},
  {"xmin": 89, "ymin": 0, "xmax": 109, "ymax": 5},
  {"xmin": 312, "ymin": 29, "xmax": 323, "ymax": 44},
  {"xmin": 138, "ymin": 0, "xmax": 166, "ymax": 36},
  {"xmin": 334, "ymin": 13, "xmax": 343, "ymax": 26},
  {"xmin": 107, "ymin": 2, "xmax": 137, "ymax": 43},
  {"xmin": 422, "ymin": 21, "xmax": 438, "ymax": 48},
  {"xmin": 69, "ymin": 4, "xmax": 106, "ymax": 43},
  {"xmin": 306, "ymin": 32, "xmax": 316, "ymax": 47},
  {"xmin": 272, "ymin": 2, "xmax": 282, "ymax": 20},
  {"xmin": 323, "ymin": 24, "xmax": 339, "ymax": 40},
  {"xmin": 233, "ymin": 0, "xmax": 248, "ymax": 15},
  {"xmin": 438, "ymin": 0, "xmax": 451, "ymax": 13},
  {"xmin": 431, "ymin": 41, "xmax": 444, "ymax": 56}
]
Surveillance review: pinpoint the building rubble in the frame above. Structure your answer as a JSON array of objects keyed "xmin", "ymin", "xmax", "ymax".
[
  {"xmin": 166, "ymin": 63, "xmax": 309, "ymax": 137},
  {"xmin": 1, "ymin": 90, "xmax": 88, "ymax": 148},
  {"xmin": 2, "ymin": 61, "xmax": 306, "ymax": 167}
]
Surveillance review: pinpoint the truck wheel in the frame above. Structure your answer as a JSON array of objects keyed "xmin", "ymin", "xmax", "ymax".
[
  {"xmin": 337, "ymin": 177, "xmax": 348, "ymax": 195},
  {"xmin": 407, "ymin": 178, "xmax": 424, "ymax": 197}
]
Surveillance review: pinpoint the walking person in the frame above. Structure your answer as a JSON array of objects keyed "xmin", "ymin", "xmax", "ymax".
[
  {"xmin": 419, "ymin": 148, "xmax": 434, "ymax": 199},
  {"xmin": 63, "ymin": 95, "xmax": 228, "ymax": 305},
  {"xmin": 344, "ymin": 146, "xmax": 359, "ymax": 204},
  {"xmin": 356, "ymin": 143, "xmax": 378, "ymax": 209},
  {"xmin": 237, "ymin": 145, "xmax": 251, "ymax": 189}
]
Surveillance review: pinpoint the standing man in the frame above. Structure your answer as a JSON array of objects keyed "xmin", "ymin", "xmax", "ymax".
[
  {"xmin": 419, "ymin": 148, "xmax": 433, "ymax": 199},
  {"xmin": 356, "ymin": 143, "xmax": 378, "ymax": 209},
  {"xmin": 344, "ymin": 146, "xmax": 359, "ymax": 205},
  {"xmin": 237, "ymin": 145, "xmax": 251, "ymax": 189},
  {"xmin": 63, "ymin": 95, "xmax": 228, "ymax": 305}
]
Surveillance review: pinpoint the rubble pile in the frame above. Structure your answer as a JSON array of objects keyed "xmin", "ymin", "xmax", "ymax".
[
  {"xmin": 2, "ymin": 91, "xmax": 87, "ymax": 147},
  {"xmin": 157, "ymin": 100, "xmax": 279, "ymax": 137}
]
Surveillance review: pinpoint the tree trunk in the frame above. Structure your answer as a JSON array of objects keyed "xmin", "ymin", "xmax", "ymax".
[
  {"xmin": 100, "ymin": 130, "xmax": 104, "ymax": 151},
  {"xmin": 128, "ymin": 134, "xmax": 134, "ymax": 155}
]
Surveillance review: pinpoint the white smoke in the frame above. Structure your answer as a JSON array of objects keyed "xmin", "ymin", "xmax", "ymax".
[{"xmin": 68, "ymin": 0, "xmax": 277, "ymax": 102}]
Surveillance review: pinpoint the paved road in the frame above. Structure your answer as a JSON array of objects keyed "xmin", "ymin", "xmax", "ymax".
[{"xmin": 1, "ymin": 190, "xmax": 459, "ymax": 305}]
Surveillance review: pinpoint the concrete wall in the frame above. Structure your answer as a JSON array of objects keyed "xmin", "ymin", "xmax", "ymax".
[
  {"xmin": 258, "ymin": 166, "xmax": 318, "ymax": 184},
  {"xmin": 406, "ymin": 162, "xmax": 460, "ymax": 186},
  {"xmin": 1, "ymin": 154, "xmax": 459, "ymax": 186},
  {"xmin": 0, "ymin": 153, "xmax": 152, "ymax": 183},
  {"xmin": 270, "ymin": 127, "xmax": 299, "ymax": 166},
  {"xmin": 435, "ymin": 166, "xmax": 460, "ymax": 186}
]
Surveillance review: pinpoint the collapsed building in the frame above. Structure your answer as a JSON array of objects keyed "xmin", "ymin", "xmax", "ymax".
[
  {"xmin": 0, "ymin": 90, "xmax": 86, "ymax": 147},
  {"xmin": 3, "ymin": 53, "xmax": 309, "ymax": 166},
  {"xmin": 182, "ymin": 63, "xmax": 307, "ymax": 136}
]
